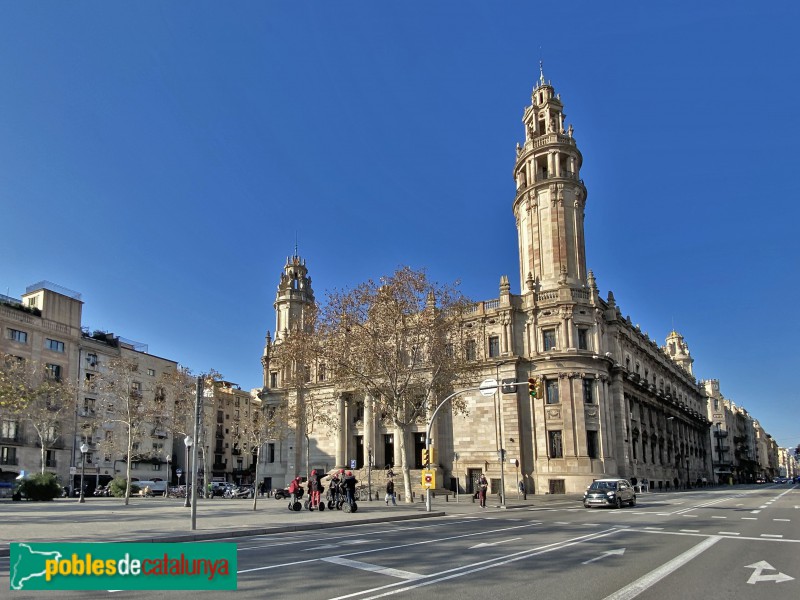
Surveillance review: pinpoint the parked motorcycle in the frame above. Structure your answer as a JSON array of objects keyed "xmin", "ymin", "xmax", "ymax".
[{"xmin": 274, "ymin": 487, "xmax": 304, "ymax": 500}]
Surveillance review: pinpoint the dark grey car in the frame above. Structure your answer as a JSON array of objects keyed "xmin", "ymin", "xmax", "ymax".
[{"xmin": 583, "ymin": 478, "xmax": 636, "ymax": 509}]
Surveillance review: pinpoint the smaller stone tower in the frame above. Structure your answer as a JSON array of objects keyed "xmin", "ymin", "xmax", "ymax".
[{"xmin": 663, "ymin": 330, "xmax": 694, "ymax": 375}]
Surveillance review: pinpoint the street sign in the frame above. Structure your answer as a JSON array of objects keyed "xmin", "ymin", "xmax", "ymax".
[
  {"xmin": 479, "ymin": 378, "xmax": 498, "ymax": 396},
  {"xmin": 69, "ymin": 467, "xmax": 77, "ymax": 475},
  {"xmin": 350, "ymin": 459, "xmax": 356, "ymax": 469},
  {"xmin": 176, "ymin": 468, "xmax": 183, "ymax": 477},
  {"xmin": 421, "ymin": 469, "xmax": 435, "ymax": 489}
]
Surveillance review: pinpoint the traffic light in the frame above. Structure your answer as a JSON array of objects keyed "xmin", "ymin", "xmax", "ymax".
[
  {"xmin": 421, "ymin": 449, "xmax": 429, "ymax": 466},
  {"xmin": 528, "ymin": 378, "xmax": 537, "ymax": 397}
]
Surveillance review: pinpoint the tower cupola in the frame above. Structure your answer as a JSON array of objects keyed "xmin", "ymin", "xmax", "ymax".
[{"xmin": 513, "ymin": 63, "xmax": 588, "ymax": 294}]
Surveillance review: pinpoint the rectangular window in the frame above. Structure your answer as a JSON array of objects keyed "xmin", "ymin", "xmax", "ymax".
[
  {"xmin": 46, "ymin": 339, "xmax": 65, "ymax": 353},
  {"xmin": 1, "ymin": 446, "xmax": 18, "ymax": 465},
  {"xmin": 147, "ymin": 368, "xmax": 155, "ymax": 377},
  {"xmin": 548, "ymin": 430, "xmax": 563, "ymax": 458},
  {"xmin": 87, "ymin": 353, "xmax": 98, "ymax": 367},
  {"xmin": 270, "ymin": 372, "xmax": 278, "ymax": 388},
  {"xmin": 45, "ymin": 363, "xmax": 62, "ymax": 381},
  {"xmin": 1, "ymin": 420, "xmax": 19, "ymax": 441},
  {"xmin": 268, "ymin": 443, "xmax": 275, "ymax": 463},
  {"xmin": 488, "ymin": 336, "xmax": 500, "ymax": 358},
  {"xmin": 543, "ymin": 329, "xmax": 556, "ymax": 351},
  {"xmin": 583, "ymin": 379, "xmax": 594, "ymax": 404},
  {"xmin": 318, "ymin": 363, "xmax": 326, "ymax": 382},
  {"xmin": 7, "ymin": 328, "xmax": 28, "ymax": 343},
  {"xmin": 577, "ymin": 328, "xmax": 589, "ymax": 350},
  {"xmin": 82, "ymin": 398, "xmax": 95, "ymax": 416},
  {"xmin": 545, "ymin": 379, "xmax": 559, "ymax": 404},
  {"xmin": 465, "ymin": 339, "xmax": 477, "ymax": 361},
  {"xmin": 587, "ymin": 430, "xmax": 598, "ymax": 459},
  {"xmin": 45, "ymin": 449, "xmax": 57, "ymax": 468}
]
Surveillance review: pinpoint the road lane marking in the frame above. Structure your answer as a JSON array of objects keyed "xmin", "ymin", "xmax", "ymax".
[
  {"xmin": 330, "ymin": 528, "xmax": 621, "ymax": 600},
  {"xmin": 751, "ymin": 510, "xmax": 761, "ymax": 514},
  {"xmin": 718, "ymin": 532, "xmax": 740, "ymax": 536},
  {"xmin": 601, "ymin": 536, "xmax": 721, "ymax": 600},
  {"xmin": 742, "ymin": 517, "xmax": 757, "ymax": 520},
  {"xmin": 322, "ymin": 556, "xmax": 423, "ymax": 580},
  {"xmin": 711, "ymin": 516, "xmax": 727, "ymax": 519},
  {"xmin": 773, "ymin": 518, "xmax": 790, "ymax": 522},
  {"xmin": 643, "ymin": 527, "xmax": 663, "ymax": 530},
  {"xmin": 760, "ymin": 534, "xmax": 783, "ymax": 538},
  {"xmin": 680, "ymin": 530, "xmax": 699, "ymax": 533}
]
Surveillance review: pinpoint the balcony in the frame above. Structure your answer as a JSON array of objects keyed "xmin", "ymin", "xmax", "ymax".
[
  {"xmin": 0, "ymin": 434, "xmax": 24, "ymax": 445},
  {"xmin": 212, "ymin": 463, "xmax": 227, "ymax": 471},
  {"xmin": 714, "ymin": 430, "xmax": 728, "ymax": 438}
]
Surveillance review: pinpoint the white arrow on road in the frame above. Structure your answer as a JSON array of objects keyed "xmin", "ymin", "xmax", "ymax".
[
  {"xmin": 745, "ymin": 561, "xmax": 794, "ymax": 584},
  {"xmin": 581, "ymin": 548, "xmax": 626, "ymax": 565},
  {"xmin": 469, "ymin": 537, "xmax": 521, "ymax": 549}
]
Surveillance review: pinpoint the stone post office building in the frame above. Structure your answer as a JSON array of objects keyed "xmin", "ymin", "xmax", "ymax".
[{"xmin": 258, "ymin": 69, "xmax": 714, "ymax": 497}]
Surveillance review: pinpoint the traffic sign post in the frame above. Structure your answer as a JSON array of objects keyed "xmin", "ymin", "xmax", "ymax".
[{"xmin": 421, "ymin": 469, "xmax": 435, "ymax": 489}]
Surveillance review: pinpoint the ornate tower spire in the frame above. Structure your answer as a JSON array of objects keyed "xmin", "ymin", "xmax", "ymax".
[
  {"xmin": 513, "ymin": 69, "xmax": 588, "ymax": 294},
  {"xmin": 272, "ymin": 251, "xmax": 315, "ymax": 343}
]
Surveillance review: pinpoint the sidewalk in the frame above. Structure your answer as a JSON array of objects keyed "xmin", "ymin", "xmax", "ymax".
[{"xmin": 0, "ymin": 492, "xmax": 580, "ymax": 557}]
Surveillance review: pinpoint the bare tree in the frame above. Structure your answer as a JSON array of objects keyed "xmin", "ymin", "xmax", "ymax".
[
  {"xmin": 93, "ymin": 356, "xmax": 169, "ymax": 505},
  {"xmin": 233, "ymin": 400, "xmax": 288, "ymax": 510},
  {"xmin": 319, "ymin": 266, "xmax": 475, "ymax": 502},
  {"xmin": 0, "ymin": 354, "xmax": 76, "ymax": 474}
]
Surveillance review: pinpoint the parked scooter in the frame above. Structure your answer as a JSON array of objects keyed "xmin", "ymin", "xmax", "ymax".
[{"xmin": 224, "ymin": 485, "xmax": 253, "ymax": 499}]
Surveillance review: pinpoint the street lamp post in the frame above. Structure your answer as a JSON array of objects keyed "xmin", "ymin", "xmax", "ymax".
[
  {"xmin": 165, "ymin": 454, "xmax": 172, "ymax": 500},
  {"xmin": 78, "ymin": 442, "xmax": 88, "ymax": 503},
  {"xmin": 367, "ymin": 446, "xmax": 373, "ymax": 501},
  {"xmin": 184, "ymin": 435, "xmax": 193, "ymax": 508}
]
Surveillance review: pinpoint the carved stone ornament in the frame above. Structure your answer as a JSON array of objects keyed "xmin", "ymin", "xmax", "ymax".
[
  {"xmin": 585, "ymin": 408, "xmax": 598, "ymax": 417},
  {"xmin": 546, "ymin": 408, "xmax": 561, "ymax": 419}
]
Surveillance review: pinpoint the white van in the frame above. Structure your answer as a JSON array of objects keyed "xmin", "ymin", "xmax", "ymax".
[{"xmin": 132, "ymin": 480, "xmax": 167, "ymax": 496}]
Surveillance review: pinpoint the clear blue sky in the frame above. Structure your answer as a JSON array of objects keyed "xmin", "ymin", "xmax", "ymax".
[{"xmin": 2, "ymin": 2, "xmax": 797, "ymax": 450}]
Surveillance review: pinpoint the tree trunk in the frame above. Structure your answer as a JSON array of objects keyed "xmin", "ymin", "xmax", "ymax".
[
  {"xmin": 305, "ymin": 433, "xmax": 311, "ymax": 482},
  {"xmin": 396, "ymin": 425, "xmax": 413, "ymax": 503},
  {"xmin": 124, "ymin": 433, "xmax": 132, "ymax": 505},
  {"xmin": 38, "ymin": 432, "xmax": 46, "ymax": 475}
]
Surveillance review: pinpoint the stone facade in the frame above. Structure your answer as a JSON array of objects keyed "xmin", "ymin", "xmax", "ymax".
[{"xmin": 257, "ymin": 70, "xmax": 793, "ymax": 496}]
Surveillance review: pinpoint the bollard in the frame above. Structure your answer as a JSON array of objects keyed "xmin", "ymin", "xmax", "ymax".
[{"xmin": 445, "ymin": 494, "xmax": 448, "ymax": 502}]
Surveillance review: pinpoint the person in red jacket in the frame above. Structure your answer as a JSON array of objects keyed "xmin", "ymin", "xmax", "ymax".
[{"xmin": 288, "ymin": 476, "xmax": 302, "ymax": 507}]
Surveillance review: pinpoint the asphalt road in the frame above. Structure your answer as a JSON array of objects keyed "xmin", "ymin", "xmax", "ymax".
[{"xmin": 3, "ymin": 484, "xmax": 797, "ymax": 599}]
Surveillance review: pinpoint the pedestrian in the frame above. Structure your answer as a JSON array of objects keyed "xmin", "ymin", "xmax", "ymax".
[
  {"xmin": 478, "ymin": 473, "xmax": 488, "ymax": 508},
  {"xmin": 309, "ymin": 469, "xmax": 322, "ymax": 509},
  {"xmin": 518, "ymin": 480, "xmax": 525, "ymax": 499},
  {"xmin": 343, "ymin": 470, "xmax": 357, "ymax": 506},
  {"xmin": 288, "ymin": 475, "xmax": 302, "ymax": 508},
  {"xmin": 385, "ymin": 478, "xmax": 396, "ymax": 506}
]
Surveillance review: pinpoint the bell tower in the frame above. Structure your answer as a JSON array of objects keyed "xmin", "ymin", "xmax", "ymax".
[
  {"xmin": 273, "ymin": 252, "xmax": 315, "ymax": 342},
  {"xmin": 513, "ymin": 64, "xmax": 588, "ymax": 294},
  {"xmin": 261, "ymin": 252, "xmax": 316, "ymax": 388}
]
